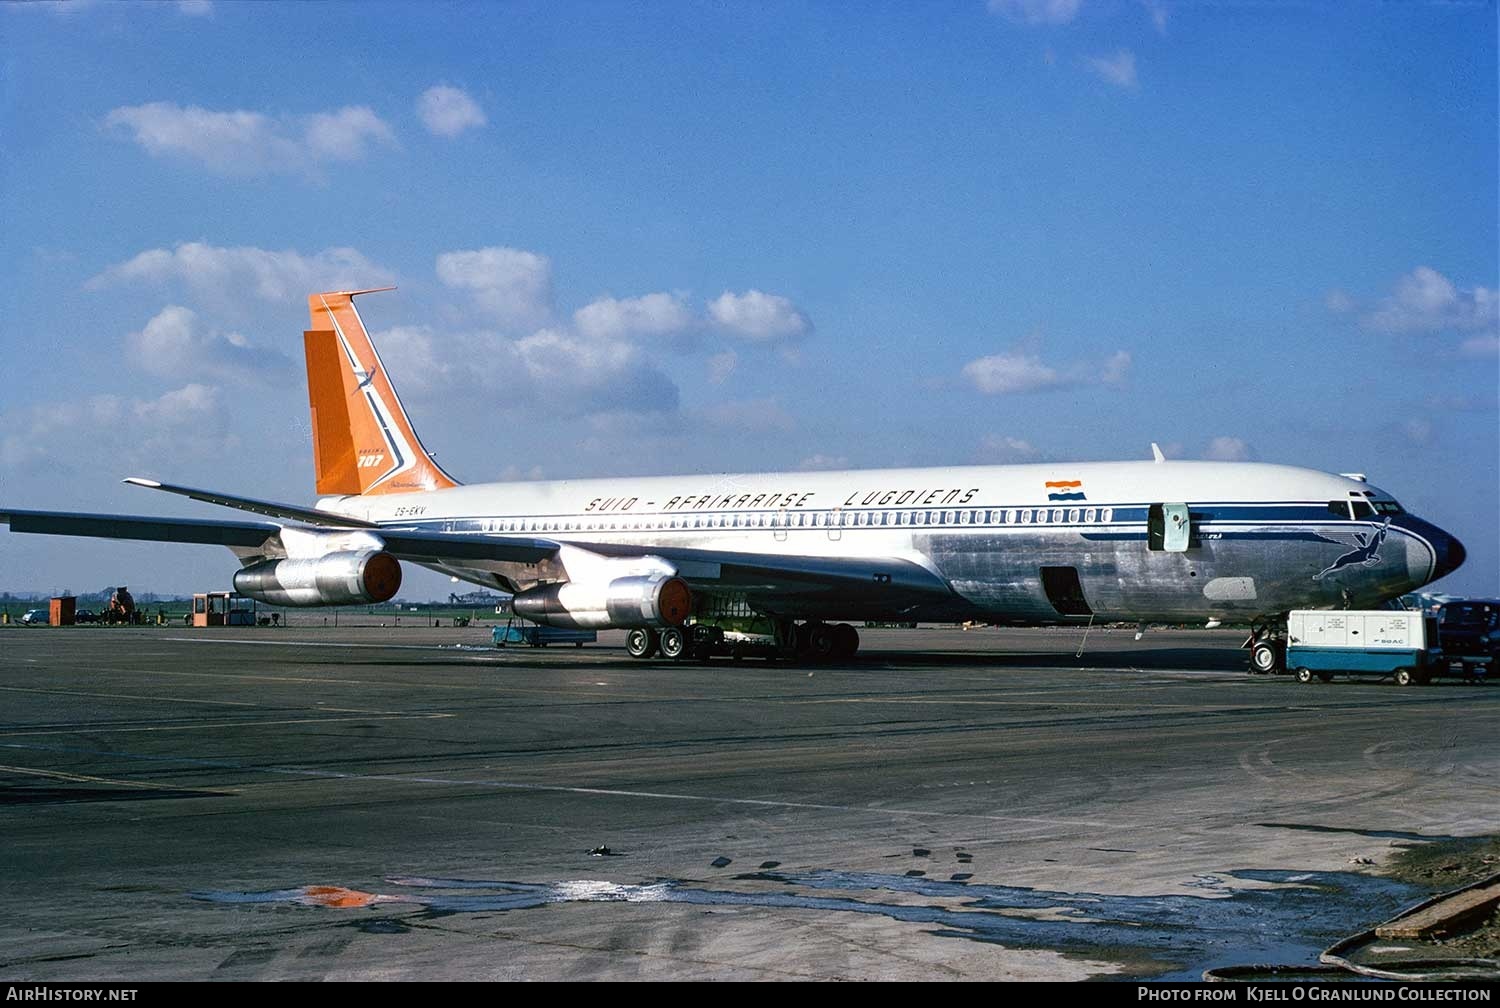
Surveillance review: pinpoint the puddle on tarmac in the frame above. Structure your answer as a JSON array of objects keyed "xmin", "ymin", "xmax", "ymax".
[{"xmin": 192, "ymin": 866, "xmax": 1429, "ymax": 979}]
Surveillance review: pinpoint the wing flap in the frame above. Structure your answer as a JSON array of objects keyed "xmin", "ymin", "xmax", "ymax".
[
  {"xmin": 569, "ymin": 541, "xmax": 954, "ymax": 605},
  {"xmin": 377, "ymin": 529, "xmax": 559, "ymax": 564}
]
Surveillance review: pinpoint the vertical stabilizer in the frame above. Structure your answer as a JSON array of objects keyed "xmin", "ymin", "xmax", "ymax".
[{"xmin": 304, "ymin": 289, "xmax": 460, "ymax": 496}]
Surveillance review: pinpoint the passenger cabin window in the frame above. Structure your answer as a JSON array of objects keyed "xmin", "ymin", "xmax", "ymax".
[{"xmin": 1148, "ymin": 502, "xmax": 1192, "ymax": 552}]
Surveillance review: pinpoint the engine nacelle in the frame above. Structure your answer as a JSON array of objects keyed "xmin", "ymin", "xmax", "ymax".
[
  {"xmin": 233, "ymin": 550, "xmax": 402, "ymax": 607},
  {"xmin": 512, "ymin": 573, "xmax": 691, "ymax": 629}
]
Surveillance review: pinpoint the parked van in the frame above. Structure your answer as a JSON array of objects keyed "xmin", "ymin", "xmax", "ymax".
[{"xmin": 1285, "ymin": 610, "xmax": 1441, "ymax": 685}]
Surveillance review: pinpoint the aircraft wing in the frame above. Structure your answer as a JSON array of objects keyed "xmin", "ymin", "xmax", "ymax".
[
  {"xmin": 9, "ymin": 474, "xmax": 954, "ymax": 609},
  {"xmin": 0, "ymin": 509, "xmax": 282, "ymax": 549},
  {"xmin": 0, "ymin": 507, "xmax": 561, "ymax": 566}
]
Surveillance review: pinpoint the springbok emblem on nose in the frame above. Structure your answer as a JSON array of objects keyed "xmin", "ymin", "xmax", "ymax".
[{"xmin": 1312, "ymin": 517, "xmax": 1391, "ymax": 581}]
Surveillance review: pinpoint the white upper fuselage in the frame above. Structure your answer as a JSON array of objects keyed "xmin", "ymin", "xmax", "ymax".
[
  {"xmin": 326, "ymin": 460, "xmax": 1384, "ymax": 538},
  {"xmin": 313, "ymin": 458, "xmax": 1456, "ymax": 624}
]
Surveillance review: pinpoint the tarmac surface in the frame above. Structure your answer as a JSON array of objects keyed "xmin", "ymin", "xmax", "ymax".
[{"xmin": 1, "ymin": 623, "xmax": 1498, "ymax": 981}]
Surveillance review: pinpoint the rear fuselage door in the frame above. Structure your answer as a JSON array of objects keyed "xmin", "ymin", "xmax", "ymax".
[{"xmin": 1041, "ymin": 565, "xmax": 1093, "ymax": 616}]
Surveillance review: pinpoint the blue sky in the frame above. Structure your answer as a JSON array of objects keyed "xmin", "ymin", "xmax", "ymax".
[{"xmin": 1, "ymin": 0, "xmax": 1495, "ymax": 600}]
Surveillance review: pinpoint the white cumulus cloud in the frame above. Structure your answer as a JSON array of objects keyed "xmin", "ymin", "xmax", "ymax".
[
  {"xmin": 436, "ymin": 247, "xmax": 553, "ymax": 330},
  {"xmin": 1361, "ymin": 266, "xmax": 1498, "ymax": 335},
  {"xmin": 417, "ymin": 85, "xmax": 486, "ymax": 137},
  {"xmin": 90, "ymin": 243, "xmax": 395, "ymax": 306},
  {"xmin": 573, "ymin": 292, "xmax": 696, "ymax": 345},
  {"xmin": 963, "ymin": 351, "xmax": 1062, "ymax": 394},
  {"xmin": 104, "ymin": 102, "xmax": 394, "ymax": 176},
  {"xmin": 987, "ymin": 0, "xmax": 1082, "ymax": 25},
  {"xmin": 303, "ymin": 106, "xmax": 396, "ymax": 162},
  {"xmin": 128, "ymin": 305, "xmax": 290, "ymax": 383},
  {"xmin": 707, "ymin": 290, "xmax": 812, "ymax": 344},
  {"xmin": 963, "ymin": 347, "xmax": 1134, "ymax": 394},
  {"xmin": 374, "ymin": 322, "xmax": 678, "ymax": 418},
  {"xmin": 1084, "ymin": 49, "xmax": 1138, "ymax": 88}
]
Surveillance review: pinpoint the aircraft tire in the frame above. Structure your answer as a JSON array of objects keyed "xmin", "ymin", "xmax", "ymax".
[
  {"xmin": 832, "ymin": 622, "xmax": 859, "ymax": 658},
  {"xmin": 659, "ymin": 626, "xmax": 688, "ymax": 660},
  {"xmin": 626, "ymin": 628, "xmax": 659, "ymax": 659},
  {"xmin": 1250, "ymin": 641, "xmax": 1282, "ymax": 675},
  {"xmin": 808, "ymin": 622, "xmax": 837, "ymax": 661}
]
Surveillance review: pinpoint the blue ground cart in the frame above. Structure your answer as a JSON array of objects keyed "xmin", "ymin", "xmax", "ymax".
[{"xmin": 492, "ymin": 618, "xmax": 596, "ymax": 648}]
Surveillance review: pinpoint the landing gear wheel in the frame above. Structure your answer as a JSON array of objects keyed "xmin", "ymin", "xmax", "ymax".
[
  {"xmin": 1394, "ymin": 667, "xmax": 1416, "ymax": 687},
  {"xmin": 807, "ymin": 622, "xmax": 837, "ymax": 661},
  {"xmin": 626, "ymin": 628, "xmax": 659, "ymax": 659},
  {"xmin": 1250, "ymin": 641, "xmax": 1281, "ymax": 675},
  {"xmin": 832, "ymin": 622, "xmax": 859, "ymax": 659},
  {"xmin": 1295, "ymin": 667, "xmax": 1315, "ymax": 684},
  {"xmin": 659, "ymin": 626, "xmax": 688, "ymax": 660}
]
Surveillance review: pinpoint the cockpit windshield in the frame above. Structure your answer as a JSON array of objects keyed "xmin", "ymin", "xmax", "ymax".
[{"xmin": 1372, "ymin": 500, "xmax": 1404, "ymax": 515}]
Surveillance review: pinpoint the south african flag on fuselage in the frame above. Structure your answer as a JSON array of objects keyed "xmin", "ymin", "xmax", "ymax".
[{"xmin": 1045, "ymin": 480, "xmax": 1086, "ymax": 502}]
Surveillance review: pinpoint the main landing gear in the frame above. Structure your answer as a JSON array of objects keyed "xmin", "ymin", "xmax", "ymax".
[
  {"xmin": 625, "ymin": 620, "xmax": 861, "ymax": 663},
  {"xmin": 791, "ymin": 620, "xmax": 860, "ymax": 662},
  {"xmin": 624, "ymin": 625, "xmax": 719, "ymax": 661},
  {"xmin": 1246, "ymin": 619, "xmax": 1288, "ymax": 675}
]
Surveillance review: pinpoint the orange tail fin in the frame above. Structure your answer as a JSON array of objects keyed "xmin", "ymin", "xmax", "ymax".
[{"xmin": 304, "ymin": 289, "xmax": 460, "ymax": 496}]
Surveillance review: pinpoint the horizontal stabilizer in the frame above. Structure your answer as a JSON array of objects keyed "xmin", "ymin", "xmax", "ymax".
[{"xmin": 124, "ymin": 478, "xmax": 379, "ymax": 528}]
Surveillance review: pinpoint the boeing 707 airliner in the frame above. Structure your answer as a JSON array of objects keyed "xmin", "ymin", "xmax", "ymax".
[{"xmin": 1, "ymin": 289, "xmax": 1466, "ymax": 668}]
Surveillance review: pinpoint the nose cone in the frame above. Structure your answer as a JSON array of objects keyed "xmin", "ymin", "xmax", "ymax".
[
  {"xmin": 1393, "ymin": 514, "xmax": 1466, "ymax": 589},
  {"xmin": 1432, "ymin": 530, "xmax": 1466, "ymax": 583}
]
